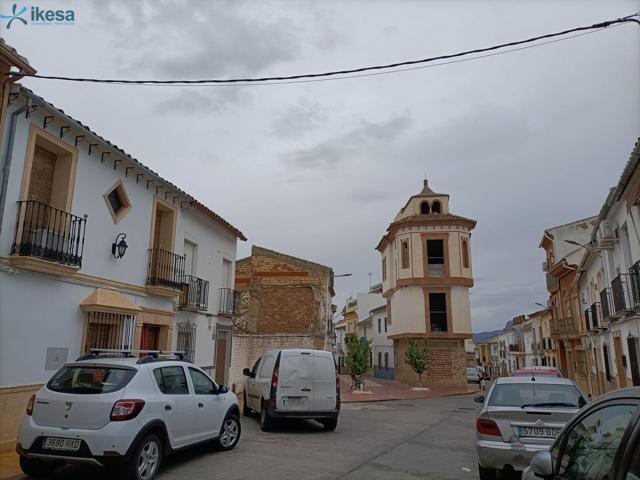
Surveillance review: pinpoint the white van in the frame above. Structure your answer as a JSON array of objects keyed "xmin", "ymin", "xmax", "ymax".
[{"xmin": 242, "ymin": 349, "xmax": 340, "ymax": 431}]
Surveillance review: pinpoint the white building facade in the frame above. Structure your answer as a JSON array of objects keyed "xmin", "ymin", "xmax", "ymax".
[
  {"xmin": 0, "ymin": 81, "xmax": 245, "ymax": 449},
  {"xmin": 371, "ymin": 304, "xmax": 394, "ymax": 380}
]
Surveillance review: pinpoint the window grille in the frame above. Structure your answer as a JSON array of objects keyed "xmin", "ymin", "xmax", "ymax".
[
  {"xmin": 177, "ymin": 322, "xmax": 196, "ymax": 362},
  {"xmin": 84, "ymin": 312, "xmax": 136, "ymax": 353}
]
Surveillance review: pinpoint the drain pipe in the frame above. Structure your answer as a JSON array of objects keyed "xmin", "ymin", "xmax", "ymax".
[{"xmin": 0, "ymin": 98, "xmax": 30, "ymax": 238}]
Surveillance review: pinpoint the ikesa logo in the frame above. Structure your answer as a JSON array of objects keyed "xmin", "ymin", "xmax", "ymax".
[{"xmin": 0, "ymin": 3, "xmax": 75, "ymax": 28}]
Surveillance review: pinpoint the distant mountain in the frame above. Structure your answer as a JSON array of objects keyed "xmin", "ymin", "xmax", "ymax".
[{"xmin": 473, "ymin": 330, "xmax": 502, "ymax": 343}]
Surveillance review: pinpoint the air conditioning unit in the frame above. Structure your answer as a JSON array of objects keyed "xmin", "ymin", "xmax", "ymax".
[
  {"xmin": 596, "ymin": 221, "xmax": 616, "ymax": 250},
  {"xmin": 542, "ymin": 261, "xmax": 548, "ymax": 272}
]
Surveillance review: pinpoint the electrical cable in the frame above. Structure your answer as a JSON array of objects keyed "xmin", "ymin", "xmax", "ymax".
[{"xmin": 8, "ymin": 13, "xmax": 639, "ymax": 86}]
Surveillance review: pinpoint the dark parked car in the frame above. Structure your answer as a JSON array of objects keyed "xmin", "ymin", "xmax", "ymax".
[{"xmin": 523, "ymin": 386, "xmax": 640, "ymax": 480}]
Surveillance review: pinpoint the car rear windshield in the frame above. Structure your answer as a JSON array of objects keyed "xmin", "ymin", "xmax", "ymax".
[
  {"xmin": 48, "ymin": 366, "xmax": 136, "ymax": 394},
  {"xmin": 488, "ymin": 383, "xmax": 585, "ymax": 408}
]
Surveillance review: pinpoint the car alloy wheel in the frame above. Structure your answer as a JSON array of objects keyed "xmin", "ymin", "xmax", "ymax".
[
  {"xmin": 220, "ymin": 417, "xmax": 240, "ymax": 448},
  {"xmin": 137, "ymin": 439, "xmax": 160, "ymax": 480}
]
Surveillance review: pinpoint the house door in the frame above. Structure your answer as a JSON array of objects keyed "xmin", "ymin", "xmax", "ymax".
[
  {"xmin": 627, "ymin": 337, "xmax": 640, "ymax": 387},
  {"xmin": 141, "ymin": 325, "xmax": 160, "ymax": 352},
  {"xmin": 614, "ymin": 336, "xmax": 627, "ymax": 388},
  {"xmin": 215, "ymin": 331, "xmax": 228, "ymax": 385}
]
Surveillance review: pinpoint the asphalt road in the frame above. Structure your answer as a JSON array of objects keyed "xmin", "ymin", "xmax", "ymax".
[
  {"xmin": 162, "ymin": 393, "xmax": 482, "ymax": 480},
  {"xmin": 20, "ymin": 394, "xmax": 481, "ymax": 480}
]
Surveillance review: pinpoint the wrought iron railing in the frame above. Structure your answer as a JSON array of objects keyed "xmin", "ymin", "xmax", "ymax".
[
  {"xmin": 147, "ymin": 249, "xmax": 186, "ymax": 290},
  {"xmin": 590, "ymin": 302, "xmax": 600, "ymax": 330},
  {"xmin": 550, "ymin": 316, "xmax": 581, "ymax": 338},
  {"xmin": 218, "ymin": 288, "xmax": 239, "ymax": 316},
  {"xmin": 612, "ymin": 274, "xmax": 632, "ymax": 315},
  {"xmin": 584, "ymin": 308, "xmax": 591, "ymax": 332},
  {"xmin": 11, "ymin": 200, "xmax": 86, "ymax": 267},
  {"xmin": 179, "ymin": 275, "xmax": 209, "ymax": 311},
  {"xmin": 600, "ymin": 287, "xmax": 615, "ymax": 323},
  {"xmin": 629, "ymin": 261, "xmax": 640, "ymax": 308},
  {"xmin": 176, "ymin": 322, "xmax": 196, "ymax": 362}
]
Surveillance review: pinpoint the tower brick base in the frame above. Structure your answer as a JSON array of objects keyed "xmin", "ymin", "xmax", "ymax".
[{"xmin": 393, "ymin": 338, "xmax": 468, "ymax": 388}]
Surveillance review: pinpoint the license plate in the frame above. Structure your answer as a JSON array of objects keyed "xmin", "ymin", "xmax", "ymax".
[
  {"xmin": 282, "ymin": 397, "xmax": 307, "ymax": 410},
  {"xmin": 517, "ymin": 426, "xmax": 561, "ymax": 439},
  {"xmin": 43, "ymin": 437, "xmax": 81, "ymax": 451}
]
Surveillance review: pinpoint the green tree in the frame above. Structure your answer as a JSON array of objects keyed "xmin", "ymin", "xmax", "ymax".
[
  {"xmin": 404, "ymin": 338, "xmax": 429, "ymax": 387},
  {"xmin": 345, "ymin": 334, "xmax": 371, "ymax": 389}
]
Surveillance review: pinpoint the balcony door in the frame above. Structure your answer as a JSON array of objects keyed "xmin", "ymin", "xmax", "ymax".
[
  {"xmin": 614, "ymin": 336, "xmax": 627, "ymax": 388},
  {"xmin": 149, "ymin": 199, "xmax": 178, "ymax": 286},
  {"xmin": 27, "ymin": 147, "xmax": 56, "ymax": 205}
]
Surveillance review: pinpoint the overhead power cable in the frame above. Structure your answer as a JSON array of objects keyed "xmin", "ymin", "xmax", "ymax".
[{"xmin": 9, "ymin": 13, "xmax": 639, "ymax": 86}]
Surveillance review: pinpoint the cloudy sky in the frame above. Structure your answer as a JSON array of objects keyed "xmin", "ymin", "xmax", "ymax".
[{"xmin": 5, "ymin": 0, "xmax": 640, "ymax": 332}]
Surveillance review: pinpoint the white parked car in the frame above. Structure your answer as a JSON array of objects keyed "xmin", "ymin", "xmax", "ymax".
[
  {"xmin": 242, "ymin": 349, "xmax": 340, "ymax": 431},
  {"xmin": 17, "ymin": 352, "xmax": 241, "ymax": 480}
]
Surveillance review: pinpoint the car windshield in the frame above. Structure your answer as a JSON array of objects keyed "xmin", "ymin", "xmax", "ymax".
[
  {"xmin": 488, "ymin": 383, "xmax": 585, "ymax": 408},
  {"xmin": 48, "ymin": 366, "xmax": 136, "ymax": 394}
]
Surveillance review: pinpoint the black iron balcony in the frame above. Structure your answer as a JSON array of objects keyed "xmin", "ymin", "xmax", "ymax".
[
  {"xmin": 612, "ymin": 274, "xmax": 632, "ymax": 315},
  {"xmin": 218, "ymin": 288, "xmax": 239, "ymax": 316},
  {"xmin": 546, "ymin": 272, "xmax": 559, "ymax": 292},
  {"xmin": 600, "ymin": 287, "xmax": 615, "ymax": 323},
  {"xmin": 550, "ymin": 316, "xmax": 580, "ymax": 338},
  {"xmin": 179, "ymin": 275, "xmax": 209, "ymax": 311},
  {"xmin": 11, "ymin": 200, "xmax": 87, "ymax": 267},
  {"xmin": 590, "ymin": 302, "xmax": 600, "ymax": 330},
  {"xmin": 629, "ymin": 261, "xmax": 640, "ymax": 308},
  {"xmin": 584, "ymin": 308, "xmax": 591, "ymax": 332},
  {"xmin": 147, "ymin": 249, "xmax": 185, "ymax": 290}
]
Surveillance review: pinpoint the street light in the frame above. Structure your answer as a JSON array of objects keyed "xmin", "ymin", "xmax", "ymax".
[
  {"xmin": 534, "ymin": 302, "xmax": 547, "ymax": 309},
  {"xmin": 331, "ymin": 273, "xmax": 352, "ymax": 278}
]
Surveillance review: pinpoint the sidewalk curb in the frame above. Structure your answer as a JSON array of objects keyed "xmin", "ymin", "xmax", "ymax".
[{"xmin": 341, "ymin": 389, "xmax": 479, "ymax": 403}]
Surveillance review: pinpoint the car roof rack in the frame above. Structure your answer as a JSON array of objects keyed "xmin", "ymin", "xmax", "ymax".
[{"xmin": 75, "ymin": 349, "xmax": 187, "ymax": 363}]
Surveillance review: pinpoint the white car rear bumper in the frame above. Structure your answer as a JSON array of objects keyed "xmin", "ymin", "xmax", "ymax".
[{"xmin": 17, "ymin": 415, "xmax": 144, "ymax": 462}]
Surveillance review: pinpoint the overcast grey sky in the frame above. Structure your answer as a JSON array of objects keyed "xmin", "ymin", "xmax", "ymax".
[{"xmin": 5, "ymin": 0, "xmax": 640, "ymax": 332}]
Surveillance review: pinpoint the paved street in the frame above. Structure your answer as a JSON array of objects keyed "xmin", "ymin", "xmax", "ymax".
[{"xmin": 13, "ymin": 394, "xmax": 480, "ymax": 480}]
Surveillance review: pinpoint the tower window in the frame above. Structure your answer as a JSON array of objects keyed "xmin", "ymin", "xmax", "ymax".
[
  {"xmin": 426, "ymin": 239, "xmax": 445, "ymax": 277},
  {"xmin": 382, "ymin": 256, "xmax": 387, "ymax": 281},
  {"xmin": 401, "ymin": 240, "xmax": 410, "ymax": 269},
  {"xmin": 429, "ymin": 293, "xmax": 448, "ymax": 332},
  {"xmin": 432, "ymin": 201, "xmax": 441, "ymax": 214},
  {"xmin": 420, "ymin": 201, "xmax": 430, "ymax": 214},
  {"xmin": 462, "ymin": 238, "xmax": 470, "ymax": 269}
]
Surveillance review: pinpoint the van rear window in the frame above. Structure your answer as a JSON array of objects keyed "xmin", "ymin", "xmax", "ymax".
[
  {"xmin": 280, "ymin": 354, "xmax": 314, "ymax": 381},
  {"xmin": 48, "ymin": 366, "xmax": 135, "ymax": 394}
]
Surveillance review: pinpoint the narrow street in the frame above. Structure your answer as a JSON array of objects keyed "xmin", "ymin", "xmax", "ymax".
[{"xmin": 13, "ymin": 394, "xmax": 480, "ymax": 480}]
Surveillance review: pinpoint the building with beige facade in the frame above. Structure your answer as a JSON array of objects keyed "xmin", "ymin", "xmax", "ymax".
[{"xmin": 376, "ymin": 179, "xmax": 476, "ymax": 387}]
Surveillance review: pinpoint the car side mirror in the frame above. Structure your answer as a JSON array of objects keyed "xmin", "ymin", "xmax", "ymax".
[
  {"xmin": 217, "ymin": 385, "xmax": 228, "ymax": 394},
  {"xmin": 474, "ymin": 395, "xmax": 485, "ymax": 403},
  {"xmin": 243, "ymin": 368, "xmax": 252, "ymax": 377},
  {"xmin": 530, "ymin": 451, "xmax": 553, "ymax": 478}
]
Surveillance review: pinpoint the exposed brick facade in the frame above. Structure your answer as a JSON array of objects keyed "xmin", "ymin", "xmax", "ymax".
[
  {"xmin": 394, "ymin": 338, "xmax": 467, "ymax": 388},
  {"xmin": 232, "ymin": 246, "xmax": 334, "ymax": 380}
]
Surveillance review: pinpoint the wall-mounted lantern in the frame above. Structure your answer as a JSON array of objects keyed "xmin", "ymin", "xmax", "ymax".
[{"xmin": 112, "ymin": 233, "xmax": 128, "ymax": 259}]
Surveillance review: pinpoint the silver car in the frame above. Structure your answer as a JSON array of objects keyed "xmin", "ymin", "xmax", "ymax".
[{"xmin": 475, "ymin": 376, "xmax": 587, "ymax": 479}]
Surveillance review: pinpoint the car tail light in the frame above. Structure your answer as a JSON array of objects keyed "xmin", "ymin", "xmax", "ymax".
[
  {"xmin": 110, "ymin": 399, "xmax": 145, "ymax": 421},
  {"xmin": 269, "ymin": 353, "xmax": 281, "ymax": 410},
  {"xmin": 26, "ymin": 394, "xmax": 35, "ymax": 416},
  {"xmin": 477, "ymin": 418, "xmax": 501, "ymax": 437},
  {"xmin": 335, "ymin": 370, "xmax": 341, "ymax": 409}
]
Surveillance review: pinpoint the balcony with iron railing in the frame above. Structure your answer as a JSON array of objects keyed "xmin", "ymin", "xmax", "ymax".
[
  {"xmin": 629, "ymin": 261, "xmax": 640, "ymax": 308},
  {"xmin": 218, "ymin": 287, "xmax": 239, "ymax": 316},
  {"xmin": 611, "ymin": 274, "xmax": 633, "ymax": 316},
  {"xmin": 550, "ymin": 316, "xmax": 581, "ymax": 338},
  {"xmin": 600, "ymin": 287, "xmax": 615, "ymax": 324},
  {"xmin": 179, "ymin": 275, "xmax": 209, "ymax": 311},
  {"xmin": 546, "ymin": 272, "xmax": 559, "ymax": 292},
  {"xmin": 147, "ymin": 249, "xmax": 186, "ymax": 290},
  {"xmin": 589, "ymin": 302, "xmax": 600, "ymax": 331},
  {"xmin": 11, "ymin": 200, "xmax": 87, "ymax": 268}
]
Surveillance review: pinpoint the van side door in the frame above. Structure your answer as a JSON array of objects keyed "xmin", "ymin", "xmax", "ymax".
[
  {"xmin": 246, "ymin": 357, "xmax": 261, "ymax": 411},
  {"xmin": 313, "ymin": 354, "xmax": 337, "ymax": 411}
]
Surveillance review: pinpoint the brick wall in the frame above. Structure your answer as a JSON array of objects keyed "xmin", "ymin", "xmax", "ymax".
[
  {"xmin": 394, "ymin": 338, "xmax": 467, "ymax": 388},
  {"xmin": 235, "ymin": 246, "xmax": 332, "ymax": 350},
  {"xmin": 229, "ymin": 333, "xmax": 316, "ymax": 394}
]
